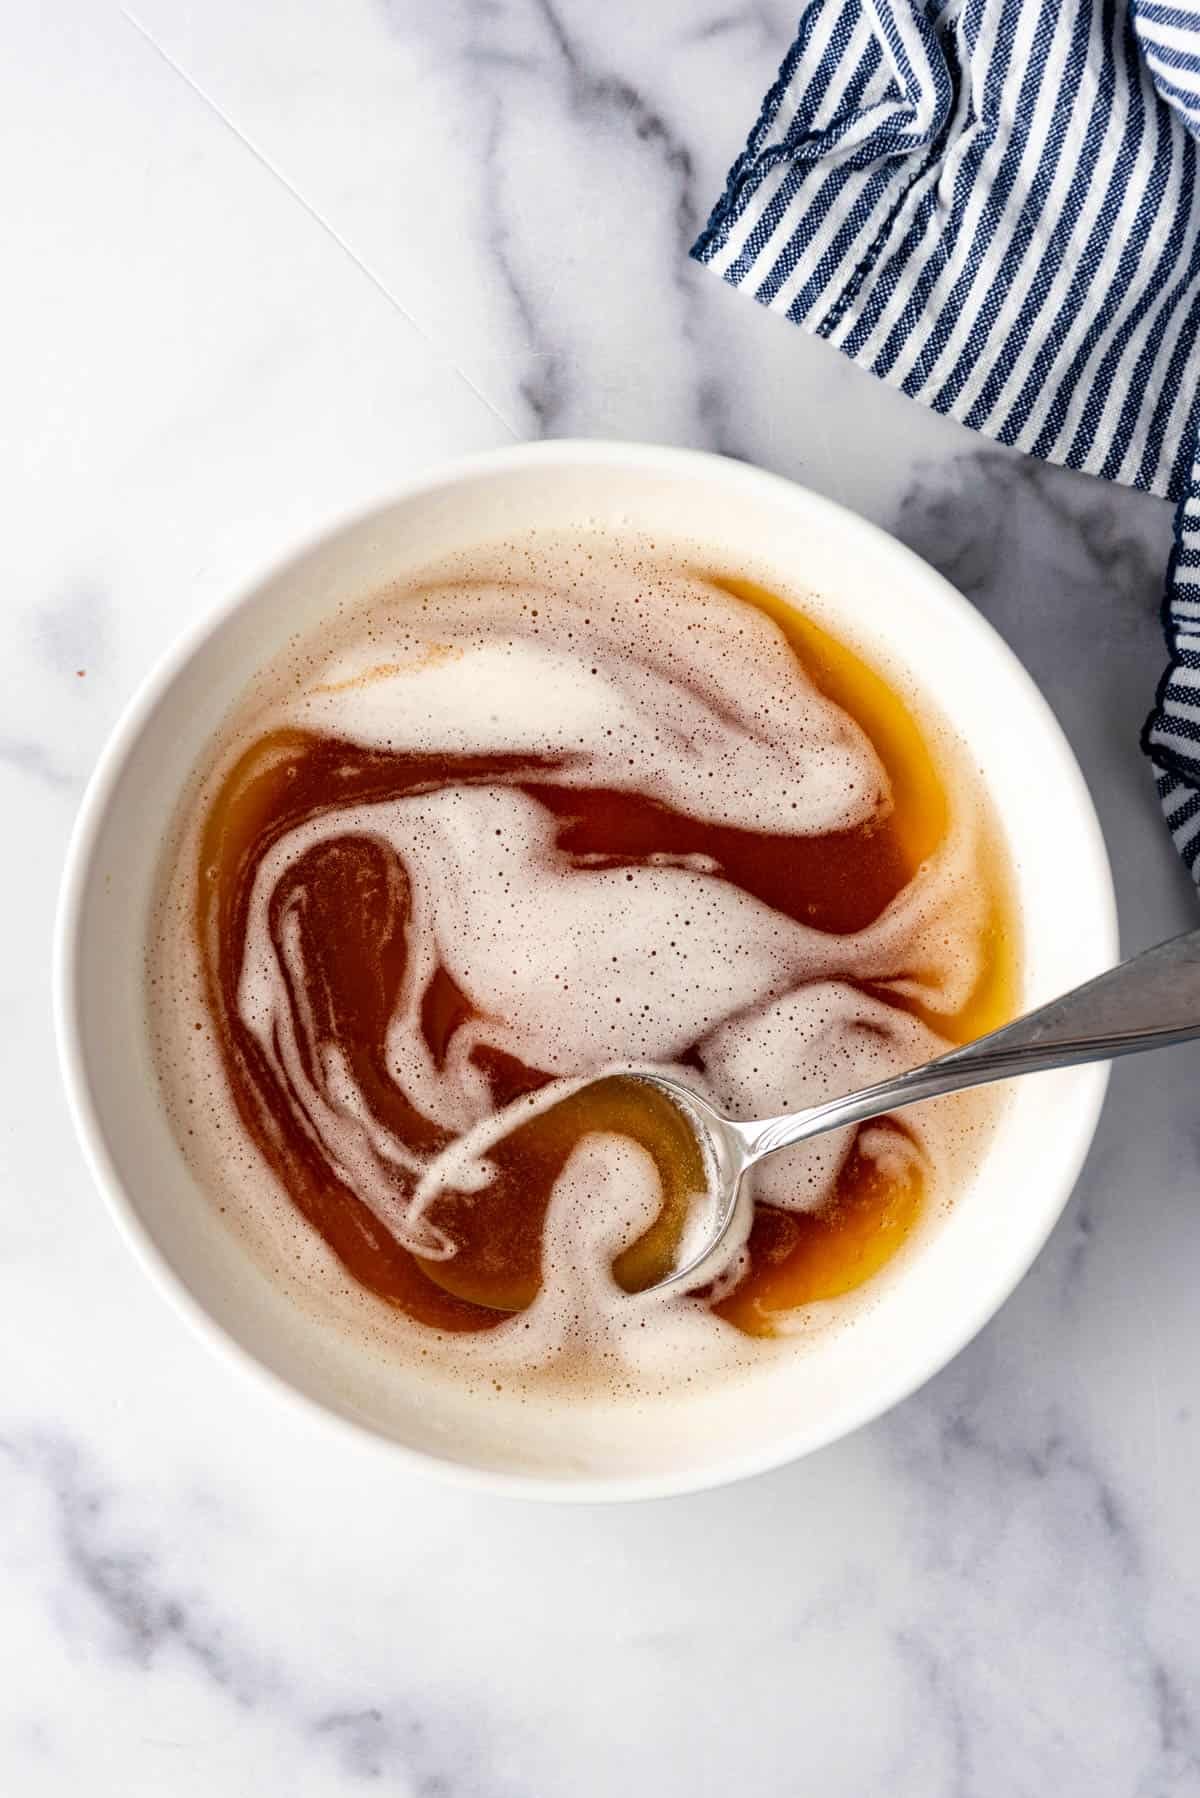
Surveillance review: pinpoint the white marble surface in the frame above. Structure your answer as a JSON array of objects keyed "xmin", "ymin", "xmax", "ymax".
[{"xmin": 6, "ymin": 1, "xmax": 1200, "ymax": 1791}]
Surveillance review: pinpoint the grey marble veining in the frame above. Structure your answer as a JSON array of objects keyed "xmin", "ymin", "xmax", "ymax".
[{"xmin": 4, "ymin": 1, "xmax": 1200, "ymax": 1793}]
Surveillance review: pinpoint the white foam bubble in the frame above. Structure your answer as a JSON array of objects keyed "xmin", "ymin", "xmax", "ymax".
[{"xmin": 292, "ymin": 570, "xmax": 886, "ymax": 835}]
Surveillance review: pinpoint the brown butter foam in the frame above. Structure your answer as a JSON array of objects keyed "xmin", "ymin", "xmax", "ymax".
[{"xmin": 146, "ymin": 535, "xmax": 1018, "ymax": 1399}]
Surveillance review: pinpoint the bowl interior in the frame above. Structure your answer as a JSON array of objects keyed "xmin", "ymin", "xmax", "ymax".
[{"xmin": 57, "ymin": 445, "xmax": 1116, "ymax": 1498}]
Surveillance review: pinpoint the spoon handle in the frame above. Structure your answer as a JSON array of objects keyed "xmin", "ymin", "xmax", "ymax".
[{"xmin": 743, "ymin": 926, "xmax": 1200, "ymax": 1163}]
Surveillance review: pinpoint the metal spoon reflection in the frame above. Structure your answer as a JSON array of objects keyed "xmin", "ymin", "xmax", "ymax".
[{"xmin": 631, "ymin": 927, "xmax": 1200, "ymax": 1294}]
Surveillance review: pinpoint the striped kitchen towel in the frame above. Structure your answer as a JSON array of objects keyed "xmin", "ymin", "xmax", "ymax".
[{"xmin": 692, "ymin": 0, "xmax": 1200, "ymax": 881}]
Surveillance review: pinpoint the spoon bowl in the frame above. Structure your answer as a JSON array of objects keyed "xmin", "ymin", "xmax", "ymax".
[{"xmin": 625, "ymin": 1073, "xmax": 758, "ymax": 1292}]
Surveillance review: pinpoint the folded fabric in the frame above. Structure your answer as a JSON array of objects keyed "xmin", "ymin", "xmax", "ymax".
[{"xmin": 692, "ymin": 0, "xmax": 1200, "ymax": 882}]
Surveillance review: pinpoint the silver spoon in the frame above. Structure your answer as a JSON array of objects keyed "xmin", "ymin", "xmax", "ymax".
[{"xmin": 637, "ymin": 926, "xmax": 1200, "ymax": 1294}]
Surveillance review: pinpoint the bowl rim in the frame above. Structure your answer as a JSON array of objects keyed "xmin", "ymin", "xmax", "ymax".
[{"xmin": 53, "ymin": 438, "xmax": 1118, "ymax": 1503}]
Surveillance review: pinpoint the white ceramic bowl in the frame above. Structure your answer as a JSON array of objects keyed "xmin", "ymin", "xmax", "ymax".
[{"xmin": 54, "ymin": 442, "xmax": 1117, "ymax": 1500}]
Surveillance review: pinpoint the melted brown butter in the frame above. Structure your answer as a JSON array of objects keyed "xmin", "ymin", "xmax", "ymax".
[{"xmin": 185, "ymin": 566, "xmax": 1018, "ymax": 1344}]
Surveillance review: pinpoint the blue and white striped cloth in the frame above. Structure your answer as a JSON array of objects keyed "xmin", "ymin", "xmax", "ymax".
[{"xmin": 692, "ymin": 0, "xmax": 1200, "ymax": 881}]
